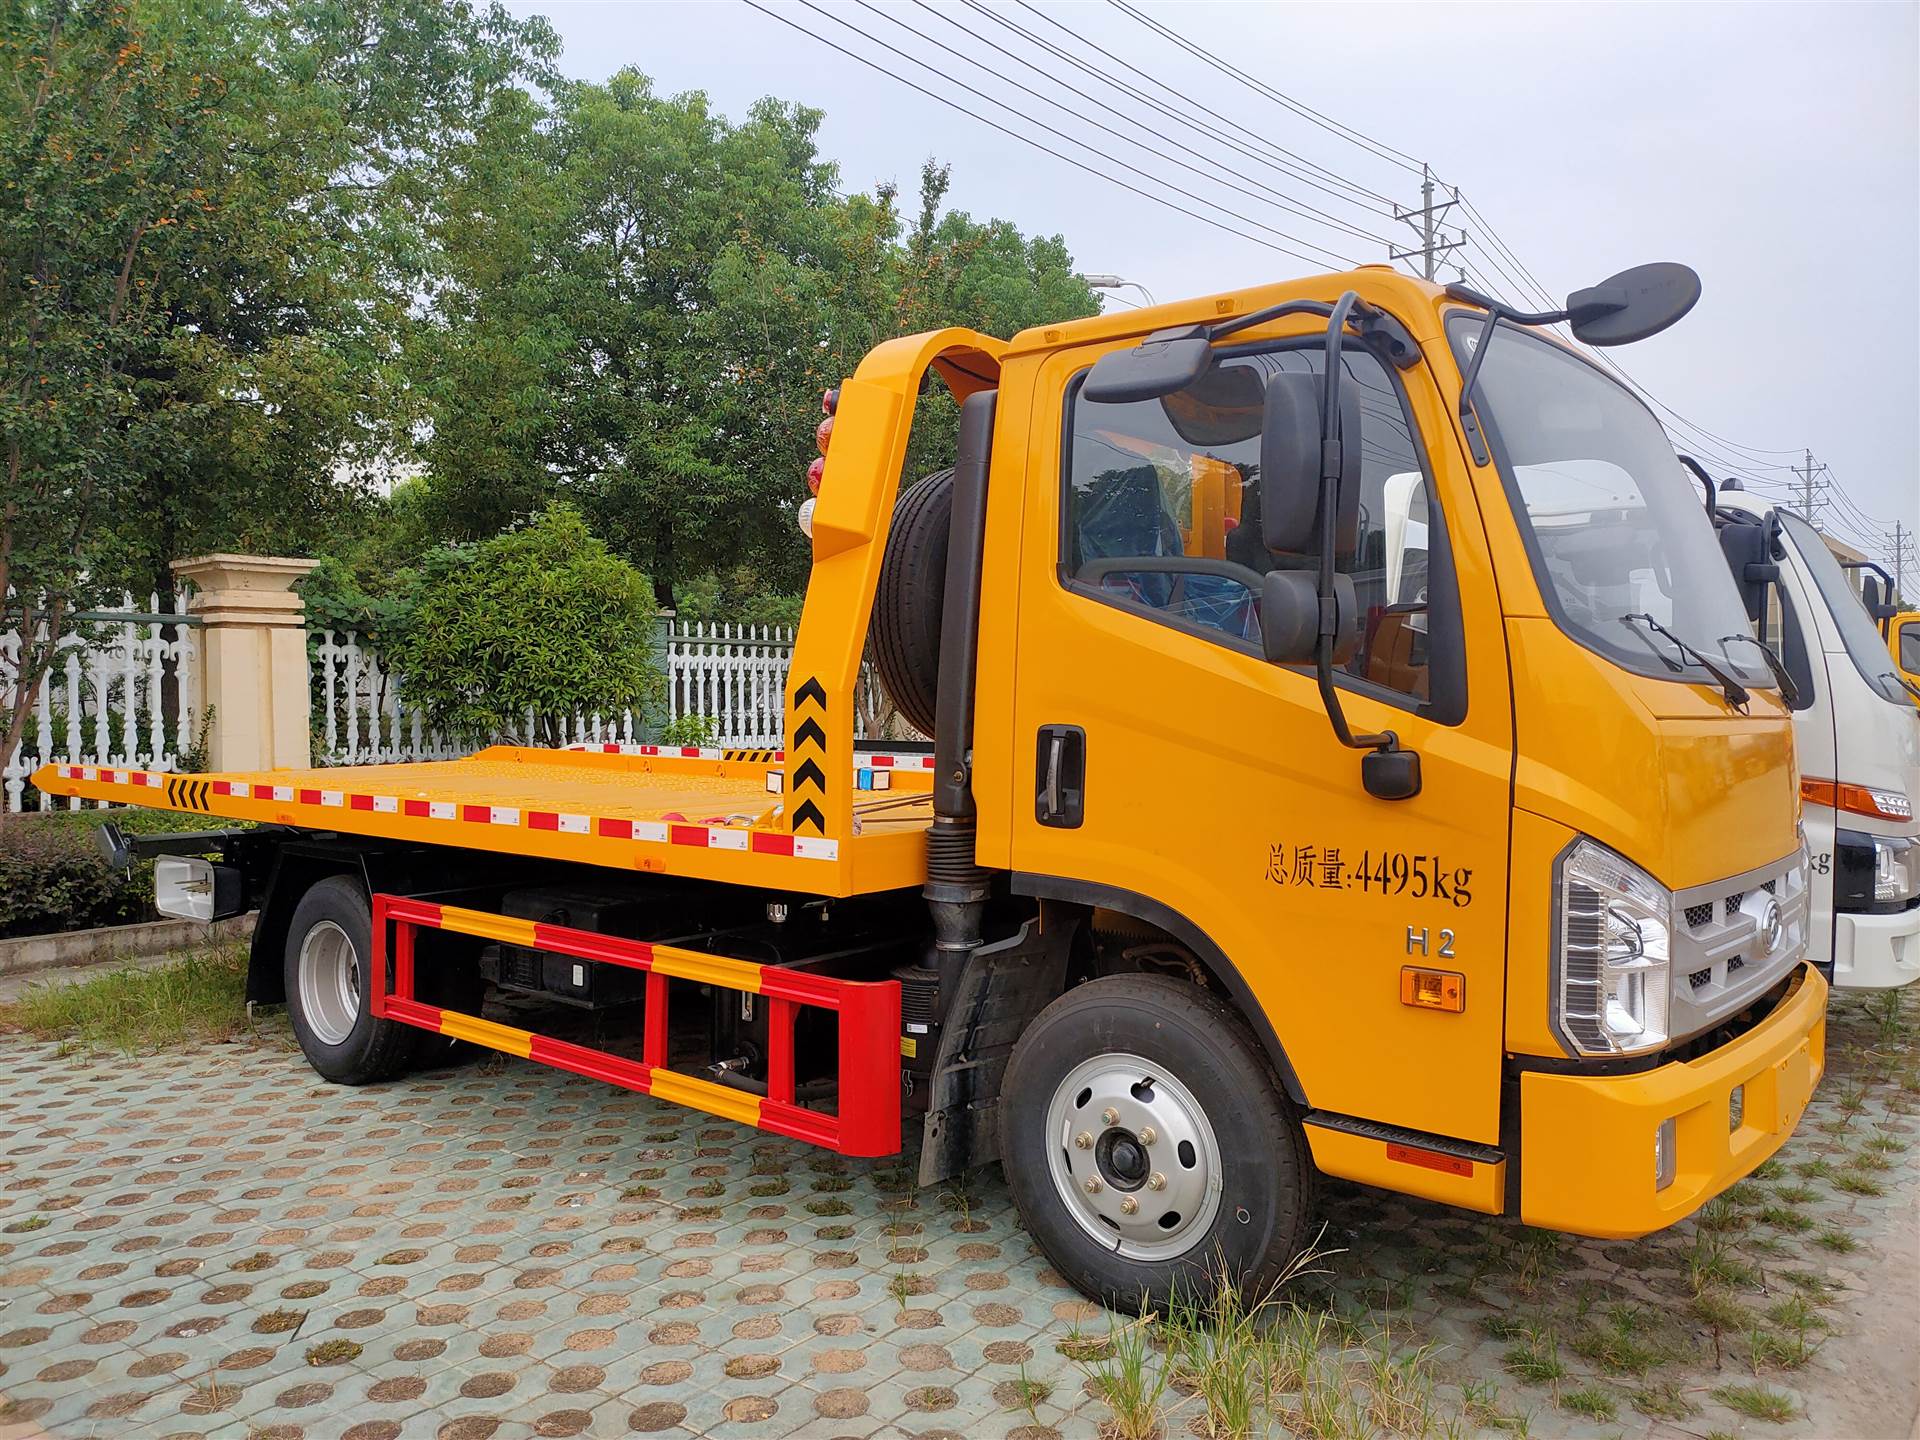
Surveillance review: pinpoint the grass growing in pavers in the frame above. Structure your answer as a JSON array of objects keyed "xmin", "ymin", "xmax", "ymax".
[
  {"xmin": 0, "ymin": 940, "xmax": 289, "ymax": 1054},
  {"xmin": 0, "ymin": 982, "xmax": 1909, "ymax": 1438}
]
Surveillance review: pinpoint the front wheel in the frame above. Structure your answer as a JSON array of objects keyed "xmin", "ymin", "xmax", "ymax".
[{"xmin": 999, "ymin": 973, "xmax": 1315, "ymax": 1313}]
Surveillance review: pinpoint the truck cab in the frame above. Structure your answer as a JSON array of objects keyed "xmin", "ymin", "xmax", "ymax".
[
  {"xmin": 1892, "ymin": 610, "xmax": 1920, "ymax": 691},
  {"xmin": 40, "ymin": 264, "xmax": 1825, "ymax": 1312},
  {"xmin": 1712, "ymin": 488, "xmax": 1920, "ymax": 989}
]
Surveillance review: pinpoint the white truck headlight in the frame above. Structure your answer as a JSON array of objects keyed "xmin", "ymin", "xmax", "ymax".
[
  {"xmin": 1871, "ymin": 836, "xmax": 1920, "ymax": 905},
  {"xmin": 1556, "ymin": 839, "xmax": 1671, "ymax": 1055}
]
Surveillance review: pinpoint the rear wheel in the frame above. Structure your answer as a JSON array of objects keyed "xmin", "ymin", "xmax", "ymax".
[
  {"xmin": 999, "ymin": 973, "xmax": 1315, "ymax": 1313},
  {"xmin": 284, "ymin": 875, "xmax": 414, "ymax": 1085}
]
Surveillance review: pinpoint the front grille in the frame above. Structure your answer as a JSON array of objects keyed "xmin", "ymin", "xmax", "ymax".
[{"xmin": 1669, "ymin": 853, "xmax": 1808, "ymax": 1045}]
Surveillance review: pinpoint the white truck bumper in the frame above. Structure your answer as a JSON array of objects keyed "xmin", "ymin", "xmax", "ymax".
[{"xmin": 1832, "ymin": 904, "xmax": 1920, "ymax": 990}]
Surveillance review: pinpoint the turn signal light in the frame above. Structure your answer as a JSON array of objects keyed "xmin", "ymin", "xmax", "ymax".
[
  {"xmin": 815, "ymin": 414, "xmax": 834, "ymax": 455},
  {"xmin": 806, "ymin": 456, "xmax": 825, "ymax": 495},
  {"xmin": 1801, "ymin": 777, "xmax": 1913, "ymax": 821},
  {"xmin": 1399, "ymin": 967, "xmax": 1465, "ymax": 1012}
]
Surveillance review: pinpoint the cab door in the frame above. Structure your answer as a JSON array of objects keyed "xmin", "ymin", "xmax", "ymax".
[{"xmin": 1006, "ymin": 329, "xmax": 1515, "ymax": 1146}]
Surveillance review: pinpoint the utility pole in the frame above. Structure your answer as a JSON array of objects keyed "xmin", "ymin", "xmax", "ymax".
[
  {"xmin": 1888, "ymin": 521, "xmax": 1910, "ymax": 603},
  {"xmin": 1793, "ymin": 449, "xmax": 1830, "ymax": 524},
  {"xmin": 1391, "ymin": 163, "xmax": 1465, "ymax": 281}
]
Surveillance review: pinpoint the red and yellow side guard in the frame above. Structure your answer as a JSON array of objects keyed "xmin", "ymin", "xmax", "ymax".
[{"xmin": 373, "ymin": 896, "xmax": 904, "ymax": 1157}]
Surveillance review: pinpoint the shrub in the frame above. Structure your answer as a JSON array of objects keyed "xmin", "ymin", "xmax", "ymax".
[
  {"xmin": 0, "ymin": 812, "xmax": 152, "ymax": 937},
  {"xmin": 385, "ymin": 504, "xmax": 664, "ymax": 746}
]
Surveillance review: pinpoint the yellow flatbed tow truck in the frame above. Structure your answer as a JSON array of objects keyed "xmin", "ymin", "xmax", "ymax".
[{"xmin": 42, "ymin": 265, "xmax": 1827, "ymax": 1309}]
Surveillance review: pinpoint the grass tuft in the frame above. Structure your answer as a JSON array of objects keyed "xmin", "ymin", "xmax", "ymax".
[
  {"xmin": 1712, "ymin": 1381, "xmax": 1798, "ymax": 1422},
  {"xmin": 0, "ymin": 943, "xmax": 286, "ymax": 1055}
]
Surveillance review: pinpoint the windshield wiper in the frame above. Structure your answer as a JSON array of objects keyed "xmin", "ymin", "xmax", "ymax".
[
  {"xmin": 1720, "ymin": 634, "xmax": 1800, "ymax": 707},
  {"xmin": 1620, "ymin": 614, "xmax": 1751, "ymax": 709},
  {"xmin": 1882, "ymin": 670, "xmax": 1920, "ymax": 705}
]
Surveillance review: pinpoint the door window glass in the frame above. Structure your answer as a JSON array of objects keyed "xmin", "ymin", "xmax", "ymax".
[{"xmin": 1062, "ymin": 343, "xmax": 1442, "ymax": 705}]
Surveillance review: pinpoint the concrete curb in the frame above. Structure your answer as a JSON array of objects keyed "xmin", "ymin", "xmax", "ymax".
[{"xmin": 0, "ymin": 912, "xmax": 256, "ymax": 979}]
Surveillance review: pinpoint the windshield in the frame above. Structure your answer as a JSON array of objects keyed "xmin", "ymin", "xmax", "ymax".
[
  {"xmin": 1777, "ymin": 510, "xmax": 1916, "ymax": 708},
  {"xmin": 1454, "ymin": 318, "xmax": 1771, "ymax": 688}
]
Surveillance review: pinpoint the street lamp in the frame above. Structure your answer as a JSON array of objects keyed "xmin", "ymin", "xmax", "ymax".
[{"xmin": 1083, "ymin": 274, "xmax": 1156, "ymax": 308}]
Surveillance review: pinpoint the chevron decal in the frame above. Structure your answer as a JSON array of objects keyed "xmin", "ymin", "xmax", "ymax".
[{"xmin": 788, "ymin": 672, "xmax": 829, "ymax": 835}]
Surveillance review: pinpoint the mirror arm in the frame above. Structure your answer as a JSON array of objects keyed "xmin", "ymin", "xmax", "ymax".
[
  {"xmin": 1445, "ymin": 286, "xmax": 1575, "ymax": 468},
  {"xmin": 1675, "ymin": 454, "xmax": 1717, "ymax": 519},
  {"xmin": 1316, "ymin": 291, "xmax": 1394, "ymax": 757}
]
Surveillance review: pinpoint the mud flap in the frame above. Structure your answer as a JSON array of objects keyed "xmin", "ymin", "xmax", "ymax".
[{"xmin": 916, "ymin": 914, "xmax": 1074, "ymax": 1186}]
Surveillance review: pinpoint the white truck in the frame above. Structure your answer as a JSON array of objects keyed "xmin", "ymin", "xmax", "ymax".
[{"xmin": 1709, "ymin": 475, "xmax": 1920, "ymax": 988}]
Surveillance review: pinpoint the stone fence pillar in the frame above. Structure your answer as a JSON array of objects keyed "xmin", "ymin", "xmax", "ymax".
[{"xmin": 172, "ymin": 554, "xmax": 318, "ymax": 773}]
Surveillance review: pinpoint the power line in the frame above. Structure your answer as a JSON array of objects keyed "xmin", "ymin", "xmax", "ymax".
[
  {"xmin": 1390, "ymin": 164, "xmax": 1466, "ymax": 280},
  {"xmin": 997, "ymin": 0, "xmax": 1402, "ymax": 213},
  {"xmin": 793, "ymin": 0, "xmax": 1366, "ymax": 266},
  {"xmin": 882, "ymin": 0, "xmax": 1393, "ymax": 250},
  {"xmin": 1106, "ymin": 0, "xmax": 1426, "ymax": 176},
  {"xmin": 736, "ymin": 0, "xmax": 1355, "ymax": 270}
]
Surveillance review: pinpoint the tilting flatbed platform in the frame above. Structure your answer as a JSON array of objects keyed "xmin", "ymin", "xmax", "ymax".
[{"xmin": 35, "ymin": 743, "xmax": 934, "ymax": 897}]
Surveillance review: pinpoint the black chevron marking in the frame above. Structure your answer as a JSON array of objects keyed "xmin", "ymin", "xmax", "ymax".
[
  {"xmin": 792, "ymin": 799, "xmax": 826, "ymax": 834},
  {"xmin": 793, "ymin": 759, "xmax": 826, "ymax": 792},
  {"xmin": 195, "ymin": 781, "xmax": 209, "ymax": 810},
  {"xmin": 166, "ymin": 778, "xmax": 179, "ymax": 807},
  {"xmin": 793, "ymin": 676, "xmax": 827, "ymax": 709},
  {"xmin": 794, "ymin": 718, "xmax": 826, "ymax": 749}
]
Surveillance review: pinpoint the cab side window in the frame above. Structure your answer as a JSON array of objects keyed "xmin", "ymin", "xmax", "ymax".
[{"xmin": 1061, "ymin": 343, "xmax": 1448, "ymax": 709}]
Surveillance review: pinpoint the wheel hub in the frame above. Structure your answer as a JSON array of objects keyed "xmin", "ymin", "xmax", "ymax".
[
  {"xmin": 1045, "ymin": 1052, "xmax": 1223, "ymax": 1261},
  {"xmin": 298, "ymin": 920, "xmax": 362, "ymax": 1046}
]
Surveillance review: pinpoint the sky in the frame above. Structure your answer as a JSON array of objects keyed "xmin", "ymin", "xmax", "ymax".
[{"xmin": 505, "ymin": 0, "xmax": 1920, "ymax": 575}]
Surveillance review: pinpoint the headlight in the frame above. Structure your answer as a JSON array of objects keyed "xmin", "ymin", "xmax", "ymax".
[
  {"xmin": 1836, "ymin": 831, "xmax": 1920, "ymax": 907},
  {"xmin": 1556, "ymin": 839, "xmax": 1671, "ymax": 1056}
]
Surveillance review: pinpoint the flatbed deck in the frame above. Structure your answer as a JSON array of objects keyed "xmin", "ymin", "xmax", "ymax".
[{"xmin": 34, "ymin": 744, "xmax": 935, "ymax": 896}]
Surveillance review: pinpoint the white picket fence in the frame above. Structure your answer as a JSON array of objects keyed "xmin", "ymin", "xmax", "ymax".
[
  {"xmin": 1, "ymin": 594, "xmax": 199, "ymax": 813},
  {"xmin": 312, "ymin": 618, "xmax": 893, "ymax": 765}
]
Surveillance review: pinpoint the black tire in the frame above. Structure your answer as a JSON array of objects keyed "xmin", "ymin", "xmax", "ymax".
[
  {"xmin": 999, "ymin": 974, "xmax": 1315, "ymax": 1314},
  {"xmin": 283, "ymin": 875, "xmax": 414, "ymax": 1086},
  {"xmin": 871, "ymin": 468, "xmax": 953, "ymax": 738}
]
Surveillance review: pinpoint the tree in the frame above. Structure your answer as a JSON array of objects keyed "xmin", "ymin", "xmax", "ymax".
[
  {"xmin": 2, "ymin": 0, "xmax": 217, "ymax": 792},
  {"xmin": 413, "ymin": 82, "xmax": 1100, "ymax": 607},
  {"xmin": 383, "ymin": 503, "xmax": 662, "ymax": 747},
  {"xmin": 2, "ymin": 0, "xmax": 556, "ymax": 792}
]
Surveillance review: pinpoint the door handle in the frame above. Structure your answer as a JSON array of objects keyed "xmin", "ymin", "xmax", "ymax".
[{"xmin": 1035, "ymin": 725, "xmax": 1086, "ymax": 828}]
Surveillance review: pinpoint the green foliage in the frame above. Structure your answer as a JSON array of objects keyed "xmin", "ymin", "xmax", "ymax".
[
  {"xmin": 657, "ymin": 713, "xmax": 719, "ymax": 748},
  {"xmin": 672, "ymin": 568, "xmax": 803, "ymax": 630},
  {"xmin": 414, "ymin": 91, "xmax": 1097, "ymax": 604},
  {"xmin": 384, "ymin": 504, "xmax": 662, "ymax": 746},
  {"xmin": 0, "ymin": 810, "xmax": 152, "ymax": 937},
  {"xmin": 2, "ymin": 0, "xmax": 556, "ymax": 774},
  {"xmin": 0, "ymin": 941, "xmax": 282, "ymax": 1053}
]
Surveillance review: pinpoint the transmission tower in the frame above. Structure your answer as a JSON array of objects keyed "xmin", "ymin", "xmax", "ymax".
[{"xmin": 1391, "ymin": 164, "xmax": 1465, "ymax": 280}]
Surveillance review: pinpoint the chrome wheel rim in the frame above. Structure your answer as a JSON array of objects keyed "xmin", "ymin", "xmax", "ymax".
[
  {"xmin": 298, "ymin": 921, "xmax": 361, "ymax": 1046},
  {"xmin": 1044, "ymin": 1051, "xmax": 1223, "ymax": 1261}
]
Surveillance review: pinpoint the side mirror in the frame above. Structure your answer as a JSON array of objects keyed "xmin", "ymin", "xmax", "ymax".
[
  {"xmin": 1261, "ymin": 570, "xmax": 1358, "ymax": 667},
  {"xmin": 1083, "ymin": 327, "xmax": 1212, "ymax": 404},
  {"xmin": 1861, "ymin": 575, "xmax": 1897, "ymax": 622},
  {"xmin": 1715, "ymin": 519, "xmax": 1775, "ymax": 625},
  {"xmin": 1362, "ymin": 747, "xmax": 1422, "ymax": 801},
  {"xmin": 1259, "ymin": 371, "xmax": 1360, "ymax": 555},
  {"xmin": 1566, "ymin": 263, "xmax": 1702, "ymax": 346}
]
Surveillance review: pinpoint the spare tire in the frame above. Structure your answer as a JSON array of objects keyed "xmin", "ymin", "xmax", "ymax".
[{"xmin": 871, "ymin": 468, "xmax": 953, "ymax": 738}]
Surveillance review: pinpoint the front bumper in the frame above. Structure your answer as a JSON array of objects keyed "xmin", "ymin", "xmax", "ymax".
[
  {"xmin": 1518, "ymin": 963, "xmax": 1827, "ymax": 1237},
  {"xmin": 1832, "ymin": 905, "xmax": 1920, "ymax": 991}
]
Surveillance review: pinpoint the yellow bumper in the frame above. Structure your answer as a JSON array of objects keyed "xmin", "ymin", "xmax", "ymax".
[{"xmin": 1519, "ymin": 964, "xmax": 1827, "ymax": 1237}]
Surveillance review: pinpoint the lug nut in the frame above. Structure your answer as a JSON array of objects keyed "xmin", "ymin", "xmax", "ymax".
[
  {"xmin": 1084, "ymin": 1176, "xmax": 1103, "ymax": 1194},
  {"xmin": 1147, "ymin": 1172, "xmax": 1166, "ymax": 1191},
  {"xmin": 1074, "ymin": 1132, "xmax": 1093, "ymax": 1150},
  {"xmin": 1138, "ymin": 1126, "xmax": 1157, "ymax": 1145},
  {"xmin": 1101, "ymin": 1107, "xmax": 1120, "ymax": 1127},
  {"xmin": 1119, "ymin": 1196, "xmax": 1139, "ymax": 1215}
]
